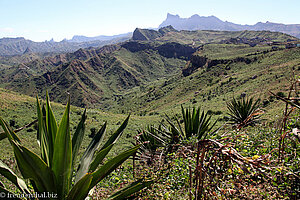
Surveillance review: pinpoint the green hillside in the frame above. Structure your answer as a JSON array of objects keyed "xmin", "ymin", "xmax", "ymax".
[
  {"xmin": 107, "ymin": 47, "xmax": 300, "ymax": 120},
  {"xmin": 1, "ymin": 28, "xmax": 299, "ymax": 117},
  {"xmin": 2, "ymin": 41, "xmax": 189, "ymax": 108},
  {"xmin": 0, "ymin": 28, "xmax": 299, "ymax": 199},
  {"xmin": 0, "ymin": 88, "xmax": 160, "ymax": 160}
]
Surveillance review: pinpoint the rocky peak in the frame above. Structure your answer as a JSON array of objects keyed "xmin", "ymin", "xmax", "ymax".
[
  {"xmin": 158, "ymin": 25, "xmax": 177, "ymax": 34},
  {"xmin": 132, "ymin": 28, "xmax": 162, "ymax": 41},
  {"xmin": 166, "ymin": 13, "xmax": 180, "ymax": 19}
]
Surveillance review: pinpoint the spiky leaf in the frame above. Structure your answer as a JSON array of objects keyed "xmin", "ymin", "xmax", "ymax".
[
  {"xmin": 67, "ymin": 173, "xmax": 93, "ymax": 200},
  {"xmin": 107, "ymin": 179, "xmax": 153, "ymax": 200},
  {"xmin": 75, "ymin": 122, "xmax": 106, "ymax": 183},
  {"xmin": 52, "ymin": 98, "xmax": 72, "ymax": 197},
  {"xmin": 0, "ymin": 160, "xmax": 30, "ymax": 194},
  {"xmin": 90, "ymin": 144, "xmax": 141, "ymax": 189}
]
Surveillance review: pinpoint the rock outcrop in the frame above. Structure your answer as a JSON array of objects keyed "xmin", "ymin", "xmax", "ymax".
[{"xmin": 132, "ymin": 25, "xmax": 177, "ymax": 41}]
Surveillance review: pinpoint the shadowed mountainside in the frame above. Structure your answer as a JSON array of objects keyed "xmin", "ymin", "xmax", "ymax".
[{"xmin": 1, "ymin": 28, "xmax": 299, "ymax": 114}]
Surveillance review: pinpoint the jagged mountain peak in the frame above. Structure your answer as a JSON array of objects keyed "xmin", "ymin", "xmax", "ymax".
[
  {"xmin": 159, "ymin": 13, "xmax": 300, "ymax": 38},
  {"xmin": 166, "ymin": 13, "xmax": 180, "ymax": 19}
]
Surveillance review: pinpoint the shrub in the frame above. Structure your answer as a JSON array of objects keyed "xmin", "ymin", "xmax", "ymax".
[
  {"xmin": 0, "ymin": 93, "xmax": 151, "ymax": 200},
  {"xmin": 226, "ymin": 97, "xmax": 262, "ymax": 129}
]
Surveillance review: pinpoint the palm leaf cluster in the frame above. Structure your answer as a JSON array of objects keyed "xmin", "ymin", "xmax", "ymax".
[
  {"xmin": 136, "ymin": 106, "xmax": 216, "ymax": 163},
  {"xmin": 180, "ymin": 105, "xmax": 216, "ymax": 140},
  {"xmin": 226, "ymin": 97, "xmax": 262, "ymax": 129},
  {"xmin": 0, "ymin": 93, "xmax": 151, "ymax": 200}
]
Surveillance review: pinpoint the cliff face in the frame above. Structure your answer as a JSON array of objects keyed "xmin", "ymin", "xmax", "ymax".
[
  {"xmin": 156, "ymin": 42, "xmax": 195, "ymax": 59},
  {"xmin": 182, "ymin": 55, "xmax": 207, "ymax": 76},
  {"xmin": 182, "ymin": 54, "xmax": 258, "ymax": 76},
  {"xmin": 132, "ymin": 26, "xmax": 177, "ymax": 41},
  {"xmin": 121, "ymin": 41, "xmax": 195, "ymax": 60},
  {"xmin": 132, "ymin": 28, "xmax": 162, "ymax": 41}
]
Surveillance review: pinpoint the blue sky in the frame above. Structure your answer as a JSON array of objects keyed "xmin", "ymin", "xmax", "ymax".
[{"xmin": 0, "ymin": 0, "xmax": 299, "ymax": 42}]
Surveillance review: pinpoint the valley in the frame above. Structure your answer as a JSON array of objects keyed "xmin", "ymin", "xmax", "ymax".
[
  {"xmin": 0, "ymin": 27, "xmax": 298, "ymax": 118},
  {"xmin": 0, "ymin": 25, "xmax": 299, "ymax": 199}
]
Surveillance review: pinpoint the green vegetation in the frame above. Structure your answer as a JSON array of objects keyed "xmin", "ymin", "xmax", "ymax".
[
  {"xmin": 0, "ymin": 28, "xmax": 299, "ymax": 199},
  {"xmin": 0, "ymin": 94, "xmax": 151, "ymax": 199},
  {"xmin": 226, "ymin": 97, "xmax": 261, "ymax": 129}
]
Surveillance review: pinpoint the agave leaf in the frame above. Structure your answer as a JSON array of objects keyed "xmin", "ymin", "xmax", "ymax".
[
  {"xmin": 75, "ymin": 122, "xmax": 107, "ymax": 183},
  {"xmin": 144, "ymin": 128, "xmax": 167, "ymax": 146},
  {"xmin": 45, "ymin": 93, "xmax": 58, "ymax": 165},
  {"xmin": 90, "ymin": 144, "xmax": 141, "ymax": 189},
  {"xmin": 52, "ymin": 98, "xmax": 72, "ymax": 197},
  {"xmin": 14, "ymin": 145, "xmax": 57, "ymax": 193},
  {"xmin": 107, "ymin": 179, "xmax": 153, "ymax": 200},
  {"xmin": 71, "ymin": 109, "xmax": 87, "ymax": 168},
  {"xmin": 0, "ymin": 160, "xmax": 30, "ymax": 194},
  {"xmin": 46, "ymin": 92, "xmax": 58, "ymax": 143},
  {"xmin": 0, "ymin": 118, "xmax": 20, "ymax": 143},
  {"xmin": 0, "ymin": 124, "xmax": 57, "ymax": 195},
  {"xmin": 67, "ymin": 173, "xmax": 93, "ymax": 200},
  {"xmin": 100, "ymin": 115, "xmax": 130, "ymax": 151},
  {"xmin": 89, "ymin": 143, "xmax": 114, "ymax": 172},
  {"xmin": 36, "ymin": 96, "xmax": 49, "ymax": 164},
  {"xmin": 164, "ymin": 114, "xmax": 181, "ymax": 141}
]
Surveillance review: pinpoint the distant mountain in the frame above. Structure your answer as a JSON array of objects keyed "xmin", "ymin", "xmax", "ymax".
[
  {"xmin": 159, "ymin": 13, "xmax": 300, "ymax": 38},
  {"xmin": 68, "ymin": 32, "xmax": 132, "ymax": 43},
  {"xmin": 0, "ymin": 36, "xmax": 130, "ymax": 56},
  {"xmin": 132, "ymin": 26, "xmax": 297, "ymax": 45}
]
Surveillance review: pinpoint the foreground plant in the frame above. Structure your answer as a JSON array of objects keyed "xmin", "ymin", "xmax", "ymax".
[
  {"xmin": 226, "ymin": 97, "xmax": 262, "ymax": 129},
  {"xmin": 0, "ymin": 94, "xmax": 151, "ymax": 200}
]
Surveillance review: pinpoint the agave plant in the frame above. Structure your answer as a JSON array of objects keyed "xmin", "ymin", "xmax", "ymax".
[
  {"xmin": 0, "ymin": 94, "xmax": 151, "ymax": 200},
  {"xmin": 226, "ymin": 97, "xmax": 262, "ymax": 129},
  {"xmin": 137, "ymin": 126, "xmax": 165, "ymax": 155},
  {"xmin": 164, "ymin": 105, "xmax": 216, "ymax": 141},
  {"xmin": 137, "ymin": 105, "xmax": 216, "ymax": 158},
  {"xmin": 135, "ymin": 125, "xmax": 171, "ymax": 164}
]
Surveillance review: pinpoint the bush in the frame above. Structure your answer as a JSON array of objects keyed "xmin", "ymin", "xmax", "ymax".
[{"xmin": 0, "ymin": 93, "xmax": 151, "ymax": 200}]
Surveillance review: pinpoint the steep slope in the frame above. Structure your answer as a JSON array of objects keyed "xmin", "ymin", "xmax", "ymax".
[
  {"xmin": 112, "ymin": 46, "xmax": 300, "ymax": 119},
  {"xmin": 3, "ymin": 29, "xmax": 299, "ymax": 115},
  {"xmin": 5, "ymin": 41, "xmax": 189, "ymax": 108},
  {"xmin": 159, "ymin": 13, "xmax": 300, "ymax": 38}
]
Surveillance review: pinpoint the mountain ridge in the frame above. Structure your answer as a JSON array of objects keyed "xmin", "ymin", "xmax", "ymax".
[
  {"xmin": 159, "ymin": 13, "xmax": 300, "ymax": 38},
  {"xmin": 68, "ymin": 32, "xmax": 132, "ymax": 43},
  {"xmin": 0, "ymin": 36, "xmax": 129, "ymax": 56},
  {"xmin": 1, "ymin": 28, "xmax": 298, "ymax": 110}
]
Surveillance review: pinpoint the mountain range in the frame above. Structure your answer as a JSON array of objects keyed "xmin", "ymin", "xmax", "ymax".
[
  {"xmin": 68, "ymin": 32, "xmax": 132, "ymax": 43},
  {"xmin": 1, "ymin": 26, "xmax": 298, "ymax": 113},
  {"xmin": 1, "ymin": 13, "xmax": 300, "ymax": 56},
  {"xmin": 0, "ymin": 35, "xmax": 131, "ymax": 56},
  {"xmin": 159, "ymin": 13, "xmax": 300, "ymax": 38}
]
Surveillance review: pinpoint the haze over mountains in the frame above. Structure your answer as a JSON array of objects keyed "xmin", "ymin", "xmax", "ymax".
[
  {"xmin": 159, "ymin": 13, "xmax": 300, "ymax": 38},
  {"xmin": 68, "ymin": 32, "xmax": 132, "ymax": 43},
  {"xmin": 1, "ymin": 23, "xmax": 298, "ymax": 111},
  {"xmin": 1, "ymin": 13, "xmax": 300, "ymax": 56},
  {"xmin": 0, "ymin": 35, "xmax": 131, "ymax": 56}
]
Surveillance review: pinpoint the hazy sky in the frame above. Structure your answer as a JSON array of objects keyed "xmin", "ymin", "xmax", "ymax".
[{"xmin": 1, "ymin": 0, "xmax": 299, "ymax": 42}]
